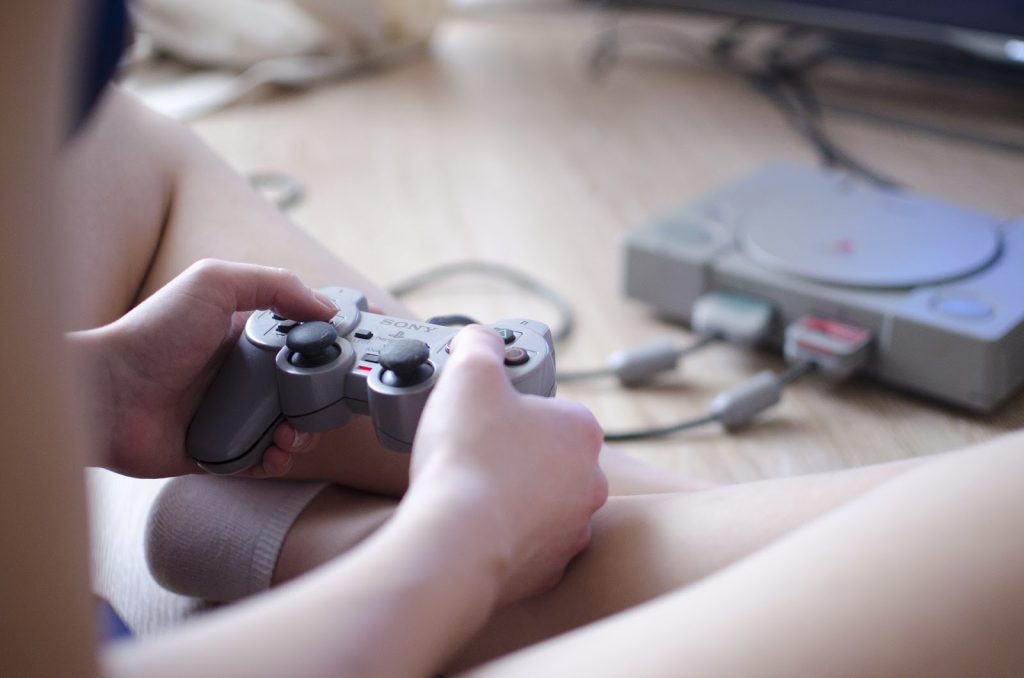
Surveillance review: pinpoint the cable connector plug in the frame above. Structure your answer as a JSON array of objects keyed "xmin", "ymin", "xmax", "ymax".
[
  {"xmin": 558, "ymin": 334, "xmax": 718, "ymax": 385},
  {"xmin": 692, "ymin": 291, "xmax": 775, "ymax": 345},
  {"xmin": 710, "ymin": 370, "xmax": 784, "ymax": 430},
  {"xmin": 605, "ymin": 337, "xmax": 685, "ymax": 387},
  {"xmin": 606, "ymin": 334, "xmax": 721, "ymax": 386},
  {"xmin": 784, "ymin": 316, "xmax": 872, "ymax": 378},
  {"xmin": 709, "ymin": 361, "xmax": 816, "ymax": 430}
]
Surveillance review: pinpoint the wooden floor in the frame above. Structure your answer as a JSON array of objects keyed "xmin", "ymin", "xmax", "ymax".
[{"xmin": 188, "ymin": 8, "xmax": 1024, "ymax": 484}]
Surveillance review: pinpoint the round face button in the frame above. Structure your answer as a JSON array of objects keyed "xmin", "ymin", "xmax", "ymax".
[
  {"xmin": 496, "ymin": 328, "xmax": 516, "ymax": 345},
  {"xmin": 504, "ymin": 346, "xmax": 530, "ymax": 366}
]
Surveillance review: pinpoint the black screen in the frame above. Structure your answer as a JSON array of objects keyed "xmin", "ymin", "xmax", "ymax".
[{"xmin": 604, "ymin": 1, "xmax": 1024, "ymax": 45}]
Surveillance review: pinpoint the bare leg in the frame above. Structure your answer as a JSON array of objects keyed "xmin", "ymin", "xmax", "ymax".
[
  {"xmin": 464, "ymin": 431, "xmax": 1024, "ymax": 677},
  {"xmin": 267, "ymin": 445, "xmax": 930, "ymax": 668},
  {"xmin": 454, "ymin": 453, "xmax": 923, "ymax": 668},
  {"xmin": 271, "ymin": 442, "xmax": 713, "ymax": 584}
]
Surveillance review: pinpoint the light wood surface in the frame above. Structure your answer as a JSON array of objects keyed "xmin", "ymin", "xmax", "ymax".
[{"xmin": 188, "ymin": 7, "xmax": 1024, "ymax": 484}]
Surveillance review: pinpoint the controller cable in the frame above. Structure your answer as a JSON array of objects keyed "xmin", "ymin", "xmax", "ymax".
[
  {"xmin": 602, "ymin": 360, "xmax": 816, "ymax": 442},
  {"xmin": 600, "ymin": 314, "xmax": 873, "ymax": 442},
  {"xmin": 388, "ymin": 259, "xmax": 576, "ymax": 342},
  {"xmin": 558, "ymin": 332, "xmax": 721, "ymax": 385},
  {"xmin": 588, "ymin": 18, "xmax": 904, "ymax": 188}
]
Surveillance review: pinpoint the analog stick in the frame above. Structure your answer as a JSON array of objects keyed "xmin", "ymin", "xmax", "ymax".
[
  {"xmin": 287, "ymin": 321, "xmax": 341, "ymax": 368},
  {"xmin": 380, "ymin": 339, "xmax": 434, "ymax": 387}
]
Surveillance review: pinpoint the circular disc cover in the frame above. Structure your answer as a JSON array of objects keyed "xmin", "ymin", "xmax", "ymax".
[{"xmin": 740, "ymin": 192, "xmax": 1002, "ymax": 288}]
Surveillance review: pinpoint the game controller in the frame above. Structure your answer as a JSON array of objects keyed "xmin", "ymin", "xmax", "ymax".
[{"xmin": 186, "ymin": 286, "xmax": 557, "ymax": 474}]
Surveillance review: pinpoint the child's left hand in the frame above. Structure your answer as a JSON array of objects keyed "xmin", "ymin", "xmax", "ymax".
[{"xmin": 71, "ymin": 259, "xmax": 337, "ymax": 478}]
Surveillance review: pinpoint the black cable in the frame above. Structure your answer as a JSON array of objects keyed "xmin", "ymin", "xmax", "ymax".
[
  {"xmin": 752, "ymin": 68, "xmax": 902, "ymax": 189},
  {"xmin": 585, "ymin": 18, "xmax": 926, "ymax": 190},
  {"xmin": 818, "ymin": 99, "xmax": 1024, "ymax": 156}
]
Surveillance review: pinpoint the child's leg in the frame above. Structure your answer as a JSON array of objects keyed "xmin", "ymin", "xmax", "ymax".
[
  {"xmin": 146, "ymin": 441, "xmax": 926, "ymax": 656},
  {"xmin": 463, "ymin": 431, "xmax": 1024, "ymax": 676}
]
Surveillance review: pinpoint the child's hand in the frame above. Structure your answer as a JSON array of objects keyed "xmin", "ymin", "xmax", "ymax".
[
  {"xmin": 407, "ymin": 325, "xmax": 608, "ymax": 606},
  {"xmin": 72, "ymin": 259, "xmax": 337, "ymax": 478}
]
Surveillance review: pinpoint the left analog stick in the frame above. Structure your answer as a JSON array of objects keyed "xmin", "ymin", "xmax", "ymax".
[{"xmin": 287, "ymin": 321, "xmax": 341, "ymax": 368}]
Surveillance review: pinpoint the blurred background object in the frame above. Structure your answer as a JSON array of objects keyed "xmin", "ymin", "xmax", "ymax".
[{"xmin": 123, "ymin": 0, "xmax": 447, "ymax": 119}]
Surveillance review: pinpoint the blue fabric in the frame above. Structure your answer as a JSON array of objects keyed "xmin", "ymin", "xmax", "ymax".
[
  {"xmin": 97, "ymin": 598, "xmax": 133, "ymax": 642},
  {"xmin": 71, "ymin": 0, "xmax": 129, "ymax": 134}
]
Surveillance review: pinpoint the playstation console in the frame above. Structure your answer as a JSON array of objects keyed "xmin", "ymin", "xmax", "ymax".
[{"xmin": 623, "ymin": 164, "xmax": 1024, "ymax": 411}]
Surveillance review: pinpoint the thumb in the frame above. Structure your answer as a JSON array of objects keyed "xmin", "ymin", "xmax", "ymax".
[
  {"xmin": 434, "ymin": 324, "xmax": 510, "ymax": 395},
  {"xmin": 446, "ymin": 324, "xmax": 506, "ymax": 367},
  {"xmin": 184, "ymin": 259, "xmax": 337, "ymax": 321}
]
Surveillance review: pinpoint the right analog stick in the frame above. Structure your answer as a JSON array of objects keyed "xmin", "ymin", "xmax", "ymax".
[{"xmin": 380, "ymin": 339, "xmax": 434, "ymax": 387}]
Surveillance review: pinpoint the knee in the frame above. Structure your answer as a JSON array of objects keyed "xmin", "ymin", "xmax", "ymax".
[{"xmin": 145, "ymin": 475, "xmax": 327, "ymax": 602}]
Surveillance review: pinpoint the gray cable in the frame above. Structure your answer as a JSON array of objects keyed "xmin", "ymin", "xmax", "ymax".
[
  {"xmin": 388, "ymin": 260, "xmax": 576, "ymax": 342},
  {"xmin": 558, "ymin": 332, "xmax": 719, "ymax": 384},
  {"xmin": 601, "ymin": 360, "xmax": 816, "ymax": 442},
  {"xmin": 603, "ymin": 412, "xmax": 719, "ymax": 442}
]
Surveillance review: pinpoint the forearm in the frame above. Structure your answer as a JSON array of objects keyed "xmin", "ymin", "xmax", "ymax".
[{"xmin": 106, "ymin": 487, "xmax": 502, "ymax": 678}]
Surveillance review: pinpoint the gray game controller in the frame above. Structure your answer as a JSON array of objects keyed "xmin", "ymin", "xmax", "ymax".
[{"xmin": 186, "ymin": 286, "xmax": 557, "ymax": 475}]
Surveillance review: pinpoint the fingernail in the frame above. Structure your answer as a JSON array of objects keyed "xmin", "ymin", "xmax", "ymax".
[
  {"xmin": 313, "ymin": 291, "xmax": 338, "ymax": 314},
  {"xmin": 292, "ymin": 430, "xmax": 310, "ymax": 449}
]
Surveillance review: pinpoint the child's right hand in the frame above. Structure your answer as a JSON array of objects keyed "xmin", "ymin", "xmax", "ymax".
[{"xmin": 407, "ymin": 324, "xmax": 608, "ymax": 606}]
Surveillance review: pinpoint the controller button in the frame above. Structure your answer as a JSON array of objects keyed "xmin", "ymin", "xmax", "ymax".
[
  {"xmin": 272, "ymin": 313, "xmax": 287, "ymax": 321},
  {"xmin": 930, "ymin": 291, "xmax": 994, "ymax": 320},
  {"xmin": 275, "ymin": 322, "xmax": 297, "ymax": 334},
  {"xmin": 287, "ymin": 321, "xmax": 342, "ymax": 368},
  {"xmin": 354, "ymin": 329, "xmax": 374, "ymax": 340},
  {"xmin": 504, "ymin": 346, "xmax": 530, "ymax": 366},
  {"xmin": 496, "ymin": 328, "xmax": 516, "ymax": 344},
  {"xmin": 380, "ymin": 339, "xmax": 434, "ymax": 387},
  {"xmin": 362, "ymin": 353, "xmax": 380, "ymax": 363}
]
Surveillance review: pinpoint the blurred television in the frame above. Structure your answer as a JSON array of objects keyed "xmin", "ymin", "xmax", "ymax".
[{"xmin": 595, "ymin": 1, "xmax": 1024, "ymax": 67}]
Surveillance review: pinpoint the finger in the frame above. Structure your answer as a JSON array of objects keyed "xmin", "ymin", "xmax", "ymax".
[
  {"xmin": 436, "ymin": 325, "xmax": 509, "ymax": 392},
  {"xmin": 239, "ymin": 446, "xmax": 294, "ymax": 479},
  {"xmin": 187, "ymin": 259, "xmax": 337, "ymax": 321},
  {"xmin": 445, "ymin": 324, "xmax": 505, "ymax": 367},
  {"xmin": 272, "ymin": 421, "xmax": 320, "ymax": 454}
]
